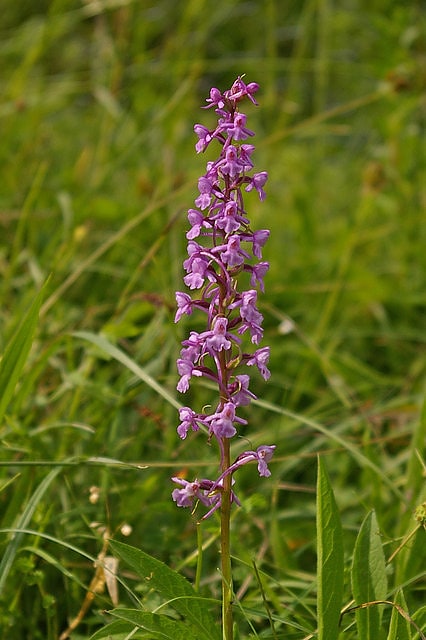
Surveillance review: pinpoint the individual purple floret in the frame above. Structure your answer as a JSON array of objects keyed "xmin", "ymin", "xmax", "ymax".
[
  {"xmin": 172, "ymin": 77, "xmax": 275, "ymax": 518},
  {"xmin": 172, "ymin": 477, "xmax": 241, "ymax": 520}
]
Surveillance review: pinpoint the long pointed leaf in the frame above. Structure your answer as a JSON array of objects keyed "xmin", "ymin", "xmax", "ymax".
[
  {"xmin": 352, "ymin": 510, "xmax": 388, "ymax": 640},
  {"xmin": 316, "ymin": 456, "xmax": 344, "ymax": 640}
]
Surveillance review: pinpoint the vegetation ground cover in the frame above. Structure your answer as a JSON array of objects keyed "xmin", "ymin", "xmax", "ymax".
[{"xmin": 0, "ymin": 1, "xmax": 425, "ymax": 638}]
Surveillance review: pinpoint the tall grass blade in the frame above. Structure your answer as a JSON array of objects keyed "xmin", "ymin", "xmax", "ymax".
[
  {"xmin": 0, "ymin": 284, "xmax": 45, "ymax": 425},
  {"xmin": 316, "ymin": 456, "xmax": 344, "ymax": 640},
  {"xmin": 351, "ymin": 510, "xmax": 388, "ymax": 640},
  {"xmin": 73, "ymin": 331, "xmax": 181, "ymax": 410},
  {"xmin": 0, "ymin": 466, "xmax": 63, "ymax": 595},
  {"xmin": 386, "ymin": 591, "xmax": 411, "ymax": 640}
]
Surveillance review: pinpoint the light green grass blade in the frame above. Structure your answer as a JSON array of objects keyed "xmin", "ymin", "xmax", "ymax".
[
  {"xmin": 256, "ymin": 397, "xmax": 403, "ymax": 500},
  {"xmin": 386, "ymin": 591, "xmax": 411, "ymax": 640},
  {"xmin": 72, "ymin": 331, "xmax": 181, "ymax": 410},
  {"xmin": 352, "ymin": 510, "xmax": 388, "ymax": 640},
  {"xmin": 0, "ymin": 284, "xmax": 45, "ymax": 425},
  {"xmin": 316, "ymin": 456, "xmax": 344, "ymax": 640},
  {"xmin": 109, "ymin": 540, "xmax": 220, "ymax": 640},
  {"xmin": 412, "ymin": 605, "xmax": 426, "ymax": 640}
]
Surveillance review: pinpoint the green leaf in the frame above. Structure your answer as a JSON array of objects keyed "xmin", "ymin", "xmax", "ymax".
[
  {"xmin": 352, "ymin": 510, "xmax": 388, "ymax": 640},
  {"xmin": 109, "ymin": 609, "xmax": 199, "ymax": 640},
  {"xmin": 316, "ymin": 457, "xmax": 344, "ymax": 640},
  {"xmin": 0, "ymin": 284, "xmax": 45, "ymax": 425},
  {"xmin": 89, "ymin": 618, "xmax": 142, "ymax": 639},
  {"xmin": 109, "ymin": 540, "xmax": 220, "ymax": 640},
  {"xmin": 90, "ymin": 614, "xmax": 195, "ymax": 640}
]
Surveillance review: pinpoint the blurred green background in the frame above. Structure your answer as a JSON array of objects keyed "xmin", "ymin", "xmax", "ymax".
[{"xmin": 0, "ymin": 1, "xmax": 425, "ymax": 638}]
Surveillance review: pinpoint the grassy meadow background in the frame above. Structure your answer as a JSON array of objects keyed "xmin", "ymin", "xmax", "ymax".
[{"xmin": 0, "ymin": 0, "xmax": 425, "ymax": 638}]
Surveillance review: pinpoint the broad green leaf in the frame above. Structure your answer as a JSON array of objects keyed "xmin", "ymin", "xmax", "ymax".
[
  {"xmin": 0, "ymin": 284, "xmax": 45, "ymax": 425},
  {"xmin": 109, "ymin": 540, "xmax": 220, "ymax": 640},
  {"xmin": 109, "ymin": 609, "xmax": 199, "ymax": 640},
  {"xmin": 386, "ymin": 591, "xmax": 411, "ymax": 640},
  {"xmin": 316, "ymin": 457, "xmax": 344, "ymax": 640},
  {"xmin": 352, "ymin": 510, "xmax": 388, "ymax": 640}
]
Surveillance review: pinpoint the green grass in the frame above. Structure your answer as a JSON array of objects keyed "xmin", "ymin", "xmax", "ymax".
[{"xmin": 0, "ymin": 1, "xmax": 425, "ymax": 638}]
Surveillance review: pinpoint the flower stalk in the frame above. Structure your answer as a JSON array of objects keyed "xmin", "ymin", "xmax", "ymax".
[{"xmin": 172, "ymin": 77, "xmax": 275, "ymax": 639}]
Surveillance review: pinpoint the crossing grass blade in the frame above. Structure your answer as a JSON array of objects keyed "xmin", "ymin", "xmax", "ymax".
[
  {"xmin": 0, "ymin": 466, "xmax": 63, "ymax": 596},
  {"xmin": 97, "ymin": 609, "xmax": 199, "ymax": 640},
  {"xmin": 316, "ymin": 456, "xmax": 344, "ymax": 640}
]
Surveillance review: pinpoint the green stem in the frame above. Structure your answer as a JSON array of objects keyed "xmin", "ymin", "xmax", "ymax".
[
  {"xmin": 221, "ymin": 437, "xmax": 233, "ymax": 640},
  {"xmin": 195, "ymin": 520, "xmax": 203, "ymax": 592}
]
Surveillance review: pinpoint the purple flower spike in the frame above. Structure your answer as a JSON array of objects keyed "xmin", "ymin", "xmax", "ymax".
[{"xmin": 172, "ymin": 78, "xmax": 274, "ymax": 518}]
